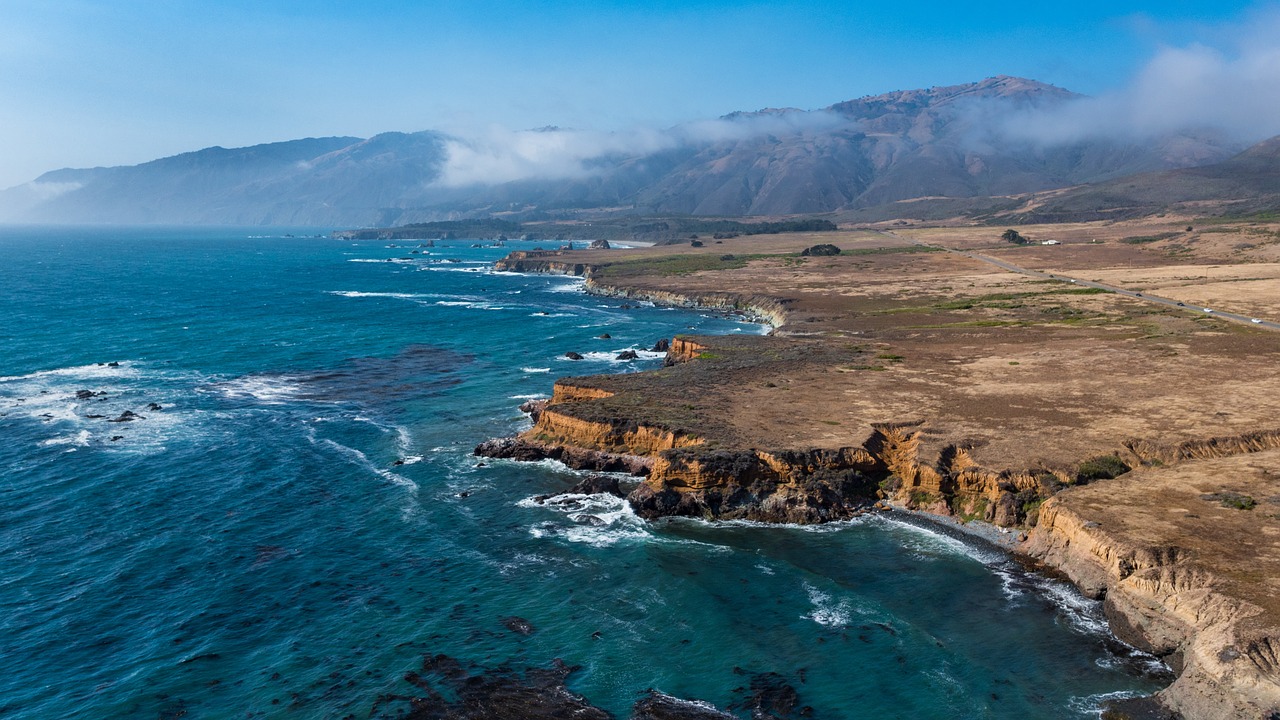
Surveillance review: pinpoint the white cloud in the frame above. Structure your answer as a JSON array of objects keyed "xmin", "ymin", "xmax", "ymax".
[
  {"xmin": 998, "ymin": 9, "xmax": 1280, "ymax": 146},
  {"xmin": 432, "ymin": 110, "xmax": 846, "ymax": 187}
]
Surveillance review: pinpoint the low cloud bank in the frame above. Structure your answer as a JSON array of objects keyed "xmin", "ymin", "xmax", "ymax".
[
  {"xmin": 433, "ymin": 110, "xmax": 845, "ymax": 187},
  {"xmin": 434, "ymin": 10, "xmax": 1280, "ymax": 188}
]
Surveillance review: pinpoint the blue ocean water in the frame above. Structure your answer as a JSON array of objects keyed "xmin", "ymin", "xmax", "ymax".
[{"xmin": 0, "ymin": 226, "xmax": 1167, "ymax": 719}]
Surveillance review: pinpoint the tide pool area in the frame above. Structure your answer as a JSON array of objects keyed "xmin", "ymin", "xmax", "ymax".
[{"xmin": 0, "ymin": 227, "xmax": 1167, "ymax": 718}]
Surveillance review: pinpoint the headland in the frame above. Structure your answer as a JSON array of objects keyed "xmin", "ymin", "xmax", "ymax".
[{"xmin": 479, "ymin": 216, "xmax": 1280, "ymax": 718}]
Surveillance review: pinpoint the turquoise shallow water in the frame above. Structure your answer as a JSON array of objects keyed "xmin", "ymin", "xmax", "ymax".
[{"xmin": 0, "ymin": 227, "xmax": 1167, "ymax": 718}]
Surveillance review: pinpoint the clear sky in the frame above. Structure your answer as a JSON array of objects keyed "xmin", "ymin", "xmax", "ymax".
[{"xmin": 0, "ymin": 0, "xmax": 1274, "ymax": 188}]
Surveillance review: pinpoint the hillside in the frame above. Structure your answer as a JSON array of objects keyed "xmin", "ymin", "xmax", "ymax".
[{"xmin": 0, "ymin": 77, "xmax": 1245, "ymax": 226}]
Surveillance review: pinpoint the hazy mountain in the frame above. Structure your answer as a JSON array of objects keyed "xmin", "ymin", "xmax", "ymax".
[
  {"xmin": 0, "ymin": 76, "xmax": 1249, "ymax": 226},
  {"xmin": 999, "ymin": 134, "xmax": 1280, "ymax": 223}
]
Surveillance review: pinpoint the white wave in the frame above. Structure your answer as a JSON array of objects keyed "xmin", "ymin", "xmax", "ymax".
[
  {"xmin": 434, "ymin": 300, "xmax": 505, "ymax": 310},
  {"xmin": 530, "ymin": 312, "xmax": 576, "ymax": 318},
  {"xmin": 346, "ymin": 258, "xmax": 419, "ymax": 264},
  {"xmin": 802, "ymin": 582, "xmax": 855, "ymax": 628},
  {"xmin": 1033, "ymin": 576, "xmax": 1112, "ymax": 637},
  {"xmin": 755, "ymin": 563, "xmax": 776, "ymax": 576},
  {"xmin": 709, "ymin": 516, "xmax": 867, "ymax": 533},
  {"xmin": 876, "ymin": 515, "xmax": 1008, "ymax": 566},
  {"xmin": 0, "ymin": 361, "xmax": 137, "ymax": 383},
  {"xmin": 326, "ymin": 290, "xmax": 433, "ymax": 300},
  {"xmin": 212, "ymin": 375, "xmax": 307, "ymax": 404},
  {"xmin": 318, "ymin": 437, "xmax": 418, "ymax": 493},
  {"xmin": 640, "ymin": 694, "xmax": 732, "ymax": 718},
  {"xmin": 509, "ymin": 393, "xmax": 549, "ymax": 400},
  {"xmin": 1066, "ymin": 689, "xmax": 1147, "ymax": 716},
  {"xmin": 547, "ymin": 280, "xmax": 586, "ymax": 293},
  {"xmin": 521, "ymin": 492, "xmax": 652, "ymax": 547},
  {"xmin": 40, "ymin": 430, "xmax": 92, "ymax": 447},
  {"xmin": 521, "ymin": 367, "xmax": 551, "ymax": 373}
]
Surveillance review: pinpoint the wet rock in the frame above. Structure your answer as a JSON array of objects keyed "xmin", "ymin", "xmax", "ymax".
[
  {"xmin": 146, "ymin": 403, "xmax": 163, "ymax": 411},
  {"xmin": 75, "ymin": 390, "xmax": 98, "ymax": 400},
  {"xmin": 395, "ymin": 656, "xmax": 610, "ymax": 720},
  {"xmin": 107, "ymin": 362, "xmax": 120, "ymax": 367},
  {"xmin": 569, "ymin": 475, "xmax": 625, "ymax": 498},
  {"xmin": 616, "ymin": 350, "xmax": 639, "ymax": 361},
  {"xmin": 565, "ymin": 352, "xmax": 585, "ymax": 361},
  {"xmin": 729, "ymin": 672, "xmax": 802, "ymax": 718},
  {"xmin": 475, "ymin": 437, "xmax": 555, "ymax": 463},
  {"xmin": 85, "ymin": 414, "xmax": 105, "ymax": 419},
  {"xmin": 519, "ymin": 399, "xmax": 549, "ymax": 422},
  {"xmin": 652, "ymin": 339, "xmax": 671, "ymax": 352},
  {"xmin": 110, "ymin": 436, "xmax": 123, "ymax": 441},
  {"xmin": 633, "ymin": 691, "xmax": 737, "ymax": 719},
  {"xmin": 588, "ymin": 239, "xmax": 611, "ymax": 250},
  {"xmin": 597, "ymin": 333, "xmax": 611, "ymax": 339},
  {"xmin": 474, "ymin": 437, "xmax": 652, "ymax": 475},
  {"xmin": 501, "ymin": 616, "xmax": 536, "ymax": 635},
  {"xmin": 108, "ymin": 410, "xmax": 143, "ymax": 423}
]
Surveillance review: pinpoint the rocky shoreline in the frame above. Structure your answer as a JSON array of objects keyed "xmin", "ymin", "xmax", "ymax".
[{"xmin": 485, "ymin": 249, "xmax": 1280, "ymax": 719}]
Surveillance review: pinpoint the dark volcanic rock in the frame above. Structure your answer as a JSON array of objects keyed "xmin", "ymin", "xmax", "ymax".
[
  {"xmin": 616, "ymin": 350, "xmax": 639, "ymax": 361},
  {"xmin": 398, "ymin": 656, "xmax": 611, "ymax": 720},
  {"xmin": 633, "ymin": 692, "xmax": 736, "ymax": 719},
  {"xmin": 518, "ymin": 399, "xmax": 549, "ymax": 421},
  {"xmin": 107, "ymin": 410, "xmax": 143, "ymax": 423},
  {"xmin": 568, "ymin": 475, "xmax": 625, "ymax": 498},
  {"xmin": 729, "ymin": 672, "xmax": 804, "ymax": 718},
  {"xmin": 652, "ymin": 338, "xmax": 671, "ymax": 352},
  {"xmin": 589, "ymin": 239, "xmax": 611, "ymax": 249},
  {"xmin": 75, "ymin": 390, "xmax": 98, "ymax": 399},
  {"xmin": 565, "ymin": 351, "xmax": 585, "ymax": 360},
  {"xmin": 146, "ymin": 403, "xmax": 163, "ymax": 411},
  {"xmin": 384, "ymin": 654, "xmax": 749, "ymax": 720},
  {"xmin": 501, "ymin": 616, "xmax": 536, "ymax": 635},
  {"xmin": 474, "ymin": 437, "xmax": 652, "ymax": 475}
]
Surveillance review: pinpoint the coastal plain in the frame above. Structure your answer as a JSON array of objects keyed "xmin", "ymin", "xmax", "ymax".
[{"xmin": 491, "ymin": 217, "xmax": 1280, "ymax": 719}]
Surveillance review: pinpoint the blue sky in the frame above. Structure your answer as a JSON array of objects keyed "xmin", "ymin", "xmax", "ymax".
[{"xmin": 0, "ymin": 0, "xmax": 1274, "ymax": 187}]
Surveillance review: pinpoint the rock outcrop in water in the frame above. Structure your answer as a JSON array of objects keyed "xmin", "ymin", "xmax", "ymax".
[{"xmin": 382, "ymin": 654, "xmax": 806, "ymax": 720}]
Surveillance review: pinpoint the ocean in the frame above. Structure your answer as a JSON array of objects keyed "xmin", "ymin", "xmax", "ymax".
[{"xmin": 0, "ymin": 226, "xmax": 1168, "ymax": 718}]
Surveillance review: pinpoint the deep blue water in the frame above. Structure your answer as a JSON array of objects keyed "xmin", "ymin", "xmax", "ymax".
[{"xmin": 0, "ymin": 227, "xmax": 1166, "ymax": 719}]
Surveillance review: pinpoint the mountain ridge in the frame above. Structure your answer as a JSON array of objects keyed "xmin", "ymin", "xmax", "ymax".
[{"xmin": 0, "ymin": 77, "xmax": 1257, "ymax": 226}]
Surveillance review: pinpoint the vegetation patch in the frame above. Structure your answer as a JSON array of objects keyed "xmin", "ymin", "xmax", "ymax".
[
  {"xmin": 1202, "ymin": 491, "xmax": 1257, "ymax": 510},
  {"xmin": 1076, "ymin": 455, "xmax": 1131, "ymax": 482},
  {"xmin": 1121, "ymin": 232, "xmax": 1181, "ymax": 244},
  {"xmin": 592, "ymin": 253, "xmax": 774, "ymax": 278}
]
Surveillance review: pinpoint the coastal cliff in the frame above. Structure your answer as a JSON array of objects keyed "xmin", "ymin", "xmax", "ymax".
[
  {"xmin": 493, "ymin": 250, "xmax": 791, "ymax": 329},
  {"xmin": 1021, "ymin": 456, "xmax": 1280, "ymax": 719},
  {"xmin": 484, "ymin": 238, "xmax": 1280, "ymax": 718}
]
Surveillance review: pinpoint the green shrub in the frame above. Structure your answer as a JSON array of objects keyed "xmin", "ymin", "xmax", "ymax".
[{"xmin": 1076, "ymin": 455, "xmax": 1131, "ymax": 482}]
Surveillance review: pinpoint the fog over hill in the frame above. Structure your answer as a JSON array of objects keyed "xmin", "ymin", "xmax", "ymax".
[{"xmin": 0, "ymin": 77, "xmax": 1252, "ymax": 226}]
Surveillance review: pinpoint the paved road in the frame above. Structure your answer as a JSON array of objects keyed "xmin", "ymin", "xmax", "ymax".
[{"xmin": 879, "ymin": 231, "xmax": 1280, "ymax": 332}]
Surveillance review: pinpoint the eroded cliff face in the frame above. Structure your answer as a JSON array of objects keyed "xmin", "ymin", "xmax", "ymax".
[
  {"xmin": 493, "ymin": 251, "xmax": 587, "ymax": 276},
  {"xmin": 584, "ymin": 280, "xmax": 790, "ymax": 330},
  {"xmin": 1023, "ymin": 499, "xmax": 1280, "ymax": 719},
  {"xmin": 491, "ymin": 250, "xmax": 790, "ymax": 329}
]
